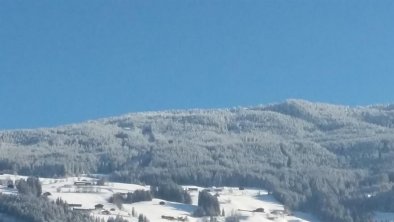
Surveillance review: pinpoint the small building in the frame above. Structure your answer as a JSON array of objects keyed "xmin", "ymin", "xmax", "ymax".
[
  {"xmin": 69, "ymin": 204, "xmax": 83, "ymax": 208},
  {"xmin": 7, "ymin": 180, "xmax": 14, "ymax": 188},
  {"xmin": 159, "ymin": 201, "xmax": 166, "ymax": 205},
  {"xmin": 253, "ymin": 208, "xmax": 265, "ymax": 213},
  {"xmin": 187, "ymin": 188, "xmax": 199, "ymax": 192},
  {"xmin": 74, "ymin": 181, "xmax": 92, "ymax": 186},
  {"xmin": 101, "ymin": 210, "xmax": 111, "ymax": 215},
  {"xmin": 95, "ymin": 204, "xmax": 104, "ymax": 210},
  {"xmin": 73, "ymin": 208, "xmax": 93, "ymax": 213},
  {"xmin": 161, "ymin": 215, "xmax": 176, "ymax": 220},
  {"xmin": 43, "ymin": 192, "xmax": 52, "ymax": 197},
  {"xmin": 177, "ymin": 216, "xmax": 188, "ymax": 222}
]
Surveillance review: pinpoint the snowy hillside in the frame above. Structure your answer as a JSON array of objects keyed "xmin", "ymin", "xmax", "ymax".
[
  {"xmin": 1, "ymin": 100, "xmax": 394, "ymax": 222},
  {"xmin": 0, "ymin": 174, "xmax": 319, "ymax": 222}
]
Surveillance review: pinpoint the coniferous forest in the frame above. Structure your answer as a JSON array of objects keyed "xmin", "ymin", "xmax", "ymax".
[{"xmin": 0, "ymin": 192, "xmax": 93, "ymax": 222}]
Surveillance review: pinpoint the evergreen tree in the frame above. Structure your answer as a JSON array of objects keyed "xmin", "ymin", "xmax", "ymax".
[
  {"xmin": 138, "ymin": 214, "xmax": 144, "ymax": 222},
  {"xmin": 16, "ymin": 177, "xmax": 41, "ymax": 197},
  {"xmin": 132, "ymin": 207, "xmax": 136, "ymax": 217},
  {"xmin": 195, "ymin": 191, "xmax": 220, "ymax": 217},
  {"xmin": 151, "ymin": 182, "xmax": 191, "ymax": 204}
]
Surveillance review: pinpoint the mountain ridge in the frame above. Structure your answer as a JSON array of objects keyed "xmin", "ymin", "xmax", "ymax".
[{"xmin": 3, "ymin": 99, "xmax": 391, "ymax": 131}]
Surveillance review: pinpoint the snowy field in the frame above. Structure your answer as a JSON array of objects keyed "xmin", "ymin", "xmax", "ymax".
[{"xmin": 0, "ymin": 174, "xmax": 325, "ymax": 222}]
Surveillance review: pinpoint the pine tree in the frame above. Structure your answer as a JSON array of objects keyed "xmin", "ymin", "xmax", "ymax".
[
  {"xmin": 132, "ymin": 207, "xmax": 136, "ymax": 217},
  {"xmin": 138, "ymin": 214, "xmax": 144, "ymax": 222}
]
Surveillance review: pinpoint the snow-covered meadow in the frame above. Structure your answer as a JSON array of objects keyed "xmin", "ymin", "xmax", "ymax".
[
  {"xmin": 3, "ymin": 173, "xmax": 394, "ymax": 222},
  {"xmin": 0, "ymin": 174, "xmax": 321, "ymax": 222}
]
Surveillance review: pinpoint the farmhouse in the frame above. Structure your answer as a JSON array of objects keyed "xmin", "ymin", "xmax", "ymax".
[
  {"xmin": 74, "ymin": 181, "xmax": 92, "ymax": 186},
  {"xmin": 95, "ymin": 204, "xmax": 104, "ymax": 210},
  {"xmin": 42, "ymin": 192, "xmax": 52, "ymax": 197},
  {"xmin": 101, "ymin": 210, "xmax": 111, "ymax": 215},
  {"xmin": 73, "ymin": 208, "xmax": 93, "ymax": 213},
  {"xmin": 187, "ymin": 187, "xmax": 198, "ymax": 192},
  {"xmin": 253, "ymin": 208, "xmax": 265, "ymax": 213},
  {"xmin": 161, "ymin": 215, "xmax": 176, "ymax": 220}
]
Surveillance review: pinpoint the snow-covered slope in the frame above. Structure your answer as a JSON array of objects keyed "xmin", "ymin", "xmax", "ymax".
[{"xmin": 0, "ymin": 174, "xmax": 320, "ymax": 222}]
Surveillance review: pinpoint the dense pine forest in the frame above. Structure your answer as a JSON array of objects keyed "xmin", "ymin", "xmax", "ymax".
[
  {"xmin": 0, "ymin": 193, "xmax": 93, "ymax": 222},
  {"xmin": 1, "ymin": 100, "xmax": 394, "ymax": 222}
]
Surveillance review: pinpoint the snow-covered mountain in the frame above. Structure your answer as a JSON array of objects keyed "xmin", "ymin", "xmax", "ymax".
[
  {"xmin": 1, "ymin": 99, "xmax": 393, "ymax": 171},
  {"xmin": 1, "ymin": 99, "xmax": 394, "ymax": 222},
  {"xmin": 2, "ymin": 99, "xmax": 393, "ymax": 145}
]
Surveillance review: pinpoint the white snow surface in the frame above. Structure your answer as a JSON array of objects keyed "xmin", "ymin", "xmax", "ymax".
[{"xmin": 0, "ymin": 174, "xmax": 320, "ymax": 222}]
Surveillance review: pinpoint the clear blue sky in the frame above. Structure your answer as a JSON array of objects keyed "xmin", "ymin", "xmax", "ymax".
[{"xmin": 1, "ymin": 0, "xmax": 394, "ymax": 129}]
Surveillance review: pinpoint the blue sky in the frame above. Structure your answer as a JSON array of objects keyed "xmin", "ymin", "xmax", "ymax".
[{"xmin": 1, "ymin": 0, "xmax": 394, "ymax": 129}]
